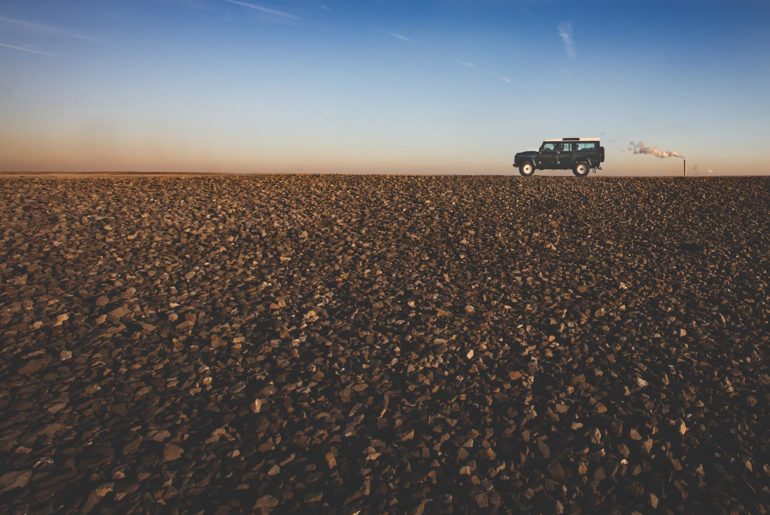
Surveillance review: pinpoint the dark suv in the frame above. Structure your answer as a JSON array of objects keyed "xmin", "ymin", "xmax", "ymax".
[{"xmin": 514, "ymin": 138, "xmax": 605, "ymax": 176}]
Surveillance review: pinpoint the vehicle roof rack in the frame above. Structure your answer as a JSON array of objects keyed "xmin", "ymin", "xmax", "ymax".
[{"xmin": 543, "ymin": 137, "xmax": 601, "ymax": 142}]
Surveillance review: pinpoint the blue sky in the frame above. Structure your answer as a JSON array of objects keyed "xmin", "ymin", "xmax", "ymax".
[{"xmin": 1, "ymin": 0, "xmax": 769, "ymax": 174}]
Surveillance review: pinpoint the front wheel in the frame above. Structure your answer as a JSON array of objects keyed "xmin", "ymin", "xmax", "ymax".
[
  {"xmin": 573, "ymin": 162, "xmax": 589, "ymax": 177},
  {"xmin": 519, "ymin": 162, "xmax": 535, "ymax": 176}
]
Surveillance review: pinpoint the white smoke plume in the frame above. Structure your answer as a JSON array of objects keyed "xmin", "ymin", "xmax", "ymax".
[{"xmin": 630, "ymin": 141, "xmax": 684, "ymax": 159}]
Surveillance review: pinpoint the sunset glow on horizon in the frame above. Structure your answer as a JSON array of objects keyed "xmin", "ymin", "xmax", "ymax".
[{"xmin": 1, "ymin": 0, "xmax": 769, "ymax": 175}]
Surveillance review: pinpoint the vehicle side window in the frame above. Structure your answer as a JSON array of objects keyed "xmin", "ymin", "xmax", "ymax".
[
  {"xmin": 560, "ymin": 143, "xmax": 574, "ymax": 152},
  {"xmin": 542, "ymin": 143, "xmax": 556, "ymax": 152},
  {"xmin": 577, "ymin": 142, "xmax": 597, "ymax": 151}
]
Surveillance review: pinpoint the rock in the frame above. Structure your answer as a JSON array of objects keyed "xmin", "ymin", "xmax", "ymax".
[
  {"xmin": 548, "ymin": 460, "xmax": 566, "ymax": 481},
  {"xmin": 254, "ymin": 495, "xmax": 279, "ymax": 509},
  {"xmin": 0, "ymin": 470, "xmax": 32, "ymax": 494},
  {"xmin": 19, "ymin": 358, "xmax": 50, "ymax": 375},
  {"xmin": 59, "ymin": 350, "xmax": 73, "ymax": 361},
  {"xmin": 123, "ymin": 436, "xmax": 143, "ymax": 455},
  {"xmin": 149, "ymin": 429, "xmax": 171, "ymax": 442},
  {"xmin": 163, "ymin": 443, "xmax": 184, "ymax": 462},
  {"xmin": 85, "ymin": 384, "xmax": 101, "ymax": 395},
  {"xmin": 109, "ymin": 305, "xmax": 130, "ymax": 319},
  {"xmin": 47, "ymin": 402, "xmax": 67, "ymax": 414},
  {"xmin": 537, "ymin": 440, "xmax": 551, "ymax": 458},
  {"xmin": 251, "ymin": 399, "xmax": 265, "ymax": 413},
  {"xmin": 95, "ymin": 483, "xmax": 114, "ymax": 497}
]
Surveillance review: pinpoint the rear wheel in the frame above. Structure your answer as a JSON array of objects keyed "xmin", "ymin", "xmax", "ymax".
[
  {"xmin": 519, "ymin": 162, "xmax": 535, "ymax": 176},
  {"xmin": 573, "ymin": 162, "xmax": 589, "ymax": 177}
]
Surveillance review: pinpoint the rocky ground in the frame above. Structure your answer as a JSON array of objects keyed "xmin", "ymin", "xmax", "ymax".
[{"xmin": 0, "ymin": 175, "xmax": 768, "ymax": 514}]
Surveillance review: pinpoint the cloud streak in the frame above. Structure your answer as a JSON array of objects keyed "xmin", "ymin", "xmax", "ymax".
[
  {"xmin": 386, "ymin": 31, "xmax": 413, "ymax": 43},
  {"xmin": 223, "ymin": 0, "xmax": 299, "ymax": 20},
  {"xmin": 453, "ymin": 58, "xmax": 477, "ymax": 70},
  {"xmin": 558, "ymin": 22, "xmax": 575, "ymax": 59},
  {"xmin": 0, "ymin": 42, "xmax": 58, "ymax": 57},
  {"xmin": 0, "ymin": 14, "xmax": 99, "ymax": 43},
  {"xmin": 453, "ymin": 59, "xmax": 513, "ymax": 86}
]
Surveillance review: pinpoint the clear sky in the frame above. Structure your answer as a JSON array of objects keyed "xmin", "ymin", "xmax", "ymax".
[{"xmin": 1, "ymin": 0, "xmax": 769, "ymax": 175}]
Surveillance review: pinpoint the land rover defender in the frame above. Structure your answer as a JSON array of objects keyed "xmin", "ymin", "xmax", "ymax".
[{"xmin": 514, "ymin": 138, "xmax": 605, "ymax": 177}]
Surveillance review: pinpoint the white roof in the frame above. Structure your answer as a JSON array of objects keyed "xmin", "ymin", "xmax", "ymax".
[{"xmin": 543, "ymin": 137, "xmax": 600, "ymax": 142}]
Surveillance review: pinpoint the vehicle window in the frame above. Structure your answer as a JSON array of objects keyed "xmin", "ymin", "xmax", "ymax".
[
  {"xmin": 577, "ymin": 142, "xmax": 597, "ymax": 151},
  {"xmin": 560, "ymin": 143, "xmax": 574, "ymax": 152},
  {"xmin": 542, "ymin": 143, "xmax": 555, "ymax": 152}
]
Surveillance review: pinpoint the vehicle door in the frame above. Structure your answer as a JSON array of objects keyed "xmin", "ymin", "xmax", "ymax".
[
  {"xmin": 557, "ymin": 142, "xmax": 575, "ymax": 169},
  {"xmin": 576, "ymin": 141, "xmax": 597, "ymax": 166},
  {"xmin": 538, "ymin": 142, "xmax": 557, "ymax": 169}
]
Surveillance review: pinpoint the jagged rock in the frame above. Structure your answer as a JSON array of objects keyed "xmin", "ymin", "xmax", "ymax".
[
  {"xmin": 0, "ymin": 470, "xmax": 32, "ymax": 494},
  {"xmin": 162, "ymin": 443, "xmax": 184, "ymax": 462}
]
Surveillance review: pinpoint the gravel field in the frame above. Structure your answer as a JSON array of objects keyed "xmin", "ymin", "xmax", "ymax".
[{"xmin": 1, "ymin": 175, "xmax": 769, "ymax": 514}]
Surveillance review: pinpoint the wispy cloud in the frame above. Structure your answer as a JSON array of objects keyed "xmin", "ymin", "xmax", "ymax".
[
  {"xmin": 453, "ymin": 58, "xmax": 477, "ymax": 70},
  {"xmin": 223, "ymin": 0, "xmax": 299, "ymax": 21},
  {"xmin": 0, "ymin": 42, "xmax": 58, "ymax": 57},
  {"xmin": 558, "ymin": 21, "xmax": 575, "ymax": 59},
  {"xmin": 320, "ymin": 4, "xmax": 331, "ymax": 12},
  {"xmin": 0, "ymin": 14, "xmax": 99, "ymax": 43},
  {"xmin": 385, "ymin": 31, "xmax": 413, "ymax": 43},
  {"xmin": 453, "ymin": 58, "xmax": 513, "ymax": 86}
]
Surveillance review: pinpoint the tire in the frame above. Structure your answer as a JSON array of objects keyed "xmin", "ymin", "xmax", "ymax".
[
  {"xmin": 519, "ymin": 162, "xmax": 535, "ymax": 176},
  {"xmin": 573, "ymin": 162, "xmax": 589, "ymax": 177}
]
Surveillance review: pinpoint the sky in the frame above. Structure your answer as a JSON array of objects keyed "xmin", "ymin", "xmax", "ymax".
[{"xmin": 1, "ymin": 0, "xmax": 769, "ymax": 175}]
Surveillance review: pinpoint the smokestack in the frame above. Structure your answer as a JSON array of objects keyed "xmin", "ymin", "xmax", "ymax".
[{"xmin": 684, "ymin": 159, "xmax": 686, "ymax": 177}]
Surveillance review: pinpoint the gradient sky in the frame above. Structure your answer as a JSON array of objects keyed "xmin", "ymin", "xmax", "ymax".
[{"xmin": 1, "ymin": 0, "xmax": 769, "ymax": 175}]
